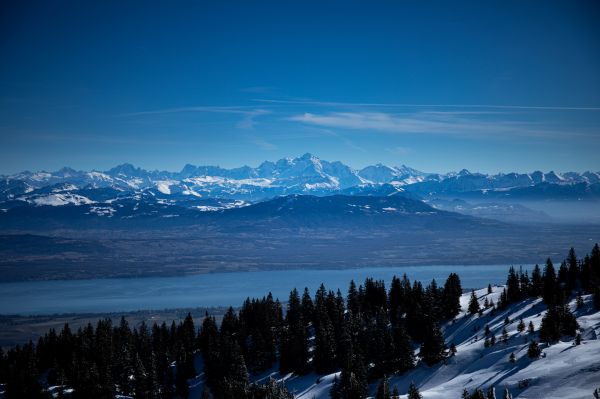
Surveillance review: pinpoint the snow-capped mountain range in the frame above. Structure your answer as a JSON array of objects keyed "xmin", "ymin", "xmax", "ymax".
[{"xmin": 2, "ymin": 153, "xmax": 599, "ymax": 209}]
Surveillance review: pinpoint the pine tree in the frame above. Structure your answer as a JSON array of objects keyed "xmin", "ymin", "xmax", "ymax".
[
  {"xmin": 530, "ymin": 264, "xmax": 543, "ymax": 297},
  {"xmin": 506, "ymin": 266, "xmax": 521, "ymax": 304},
  {"xmin": 470, "ymin": 389, "xmax": 486, "ymax": 399},
  {"xmin": 594, "ymin": 286, "xmax": 600, "ymax": 311},
  {"xmin": 468, "ymin": 290, "xmax": 480, "ymax": 315},
  {"xmin": 420, "ymin": 321, "xmax": 446, "ymax": 366},
  {"xmin": 509, "ymin": 352, "xmax": 516, "ymax": 363},
  {"xmin": 539, "ymin": 305, "xmax": 579, "ymax": 343},
  {"xmin": 486, "ymin": 386, "xmax": 496, "ymax": 399},
  {"xmin": 527, "ymin": 341, "xmax": 541, "ymax": 358},
  {"xmin": 543, "ymin": 259, "xmax": 557, "ymax": 305},
  {"xmin": 442, "ymin": 273, "xmax": 462, "ymax": 319},
  {"xmin": 501, "ymin": 327, "xmax": 509, "ymax": 343},
  {"xmin": 279, "ymin": 288, "xmax": 309, "ymax": 374},
  {"xmin": 502, "ymin": 388, "xmax": 513, "ymax": 399},
  {"xmin": 517, "ymin": 318, "xmax": 525, "ymax": 333},
  {"xmin": 528, "ymin": 321, "xmax": 535, "ymax": 333},
  {"xmin": 330, "ymin": 375, "xmax": 341, "ymax": 399},
  {"xmin": 389, "ymin": 324, "xmax": 415, "ymax": 374},
  {"xmin": 407, "ymin": 382, "xmax": 422, "ymax": 399},
  {"xmin": 576, "ymin": 292, "xmax": 584, "ymax": 309},
  {"xmin": 376, "ymin": 375, "xmax": 391, "ymax": 399}
]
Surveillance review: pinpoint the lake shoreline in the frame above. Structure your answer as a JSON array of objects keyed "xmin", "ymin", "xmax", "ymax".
[{"xmin": 0, "ymin": 264, "xmax": 529, "ymax": 316}]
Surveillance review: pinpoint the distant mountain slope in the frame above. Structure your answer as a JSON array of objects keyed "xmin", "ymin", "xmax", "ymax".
[
  {"xmin": 2, "ymin": 154, "xmax": 599, "ymax": 206},
  {"xmin": 0, "ymin": 194, "xmax": 475, "ymax": 230},
  {"xmin": 2, "ymin": 194, "xmax": 600, "ymax": 282}
]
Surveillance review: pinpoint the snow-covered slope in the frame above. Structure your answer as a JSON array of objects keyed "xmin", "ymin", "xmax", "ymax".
[{"xmin": 188, "ymin": 288, "xmax": 600, "ymax": 399}]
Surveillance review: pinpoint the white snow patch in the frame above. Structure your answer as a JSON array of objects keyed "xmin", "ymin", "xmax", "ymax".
[{"xmin": 31, "ymin": 193, "xmax": 95, "ymax": 206}]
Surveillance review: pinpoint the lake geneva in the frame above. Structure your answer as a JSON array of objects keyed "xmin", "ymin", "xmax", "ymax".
[{"xmin": 0, "ymin": 265, "xmax": 531, "ymax": 315}]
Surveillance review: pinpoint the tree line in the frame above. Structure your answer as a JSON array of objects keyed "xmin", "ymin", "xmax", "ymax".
[{"xmin": 0, "ymin": 244, "xmax": 599, "ymax": 398}]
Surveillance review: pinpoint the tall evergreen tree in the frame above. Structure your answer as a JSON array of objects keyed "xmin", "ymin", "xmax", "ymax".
[
  {"xmin": 407, "ymin": 382, "xmax": 422, "ymax": 399},
  {"xmin": 420, "ymin": 321, "xmax": 446, "ymax": 366},
  {"xmin": 279, "ymin": 288, "xmax": 309, "ymax": 374},
  {"xmin": 543, "ymin": 259, "xmax": 557, "ymax": 305},
  {"xmin": 468, "ymin": 290, "xmax": 480, "ymax": 315},
  {"xmin": 442, "ymin": 273, "xmax": 462, "ymax": 319},
  {"xmin": 376, "ymin": 375, "xmax": 391, "ymax": 399}
]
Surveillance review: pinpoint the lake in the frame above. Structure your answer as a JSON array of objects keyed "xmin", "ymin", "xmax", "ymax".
[{"xmin": 0, "ymin": 265, "xmax": 531, "ymax": 315}]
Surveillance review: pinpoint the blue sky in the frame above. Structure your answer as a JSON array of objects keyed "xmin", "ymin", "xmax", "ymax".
[{"xmin": 1, "ymin": 0, "xmax": 599, "ymax": 174}]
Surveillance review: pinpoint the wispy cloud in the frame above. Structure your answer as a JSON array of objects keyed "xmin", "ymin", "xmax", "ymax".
[
  {"xmin": 256, "ymin": 98, "xmax": 600, "ymax": 111},
  {"xmin": 248, "ymin": 136, "xmax": 277, "ymax": 150},
  {"xmin": 121, "ymin": 106, "xmax": 271, "ymax": 129},
  {"xmin": 386, "ymin": 146, "xmax": 413, "ymax": 156},
  {"xmin": 288, "ymin": 111, "xmax": 588, "ymax": 138},
  {"xmin": 240, "ymin": 86, "xmax": 278, "ymax": 94}
]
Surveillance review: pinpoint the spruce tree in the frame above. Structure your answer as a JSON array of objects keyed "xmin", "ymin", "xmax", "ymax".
[
  {"xmin": 376, "ymin": 375, "xmax": 391, "ymax": 399},
  {"xmin": 420, "ymin": 321, "xmax": 446, "ymax": 366},
  {"xmin": 407, "ymin": 382, "xmax": 422, "ymax": 399},
  {"xmin": 543, "ymin": 259, "xmax": 557, "ymax": 305},
  {"xmin": 517, "ymin": 318, "xmax": 525, "ymax": 333},
  {"xmin": 389, "ymin": 325, "xmax": 415, "ymax": 373},
  {"xmin": 506, "ymin": 266, "xmax": 521, "ymax": 304},
  {"xmin": 280, "ymin": 288, "xmax": 309, "ymax": 374},
  {"xmin": 527, "ymin": 341, "xmax": 541, "ymax": 358},
  {"xmin": 530, "ymin": 264, "xmax": 543, "ymax": 297},
  {"xmin": 442, "ymin": 273, "xmax": 462, "ymax": 319},
  {"xmin": 539, "ymin": 305, "xmax": 579, "ymax": 343},
  {"xmin": 468, "ymin": 290, "xmax": 480, "ymax": 315}
]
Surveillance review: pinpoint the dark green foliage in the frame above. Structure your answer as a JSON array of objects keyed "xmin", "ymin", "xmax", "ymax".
[
  {"xmin": 420, "ymin": 321, "xmax": 446, "ymax": 366},
  {"xmin": 517, "ymin": 318, "xmax": 525, "ymax": 332},
  {"xmin": 442, "ymin": 273, "xmax": 462, "ymax": 319},
  {"xmin": 527, "ymin": 340, "xmax": 542, "ymax": 358},
  {"xmin": 542, "ymin": 259, "xmax": 557, "ymax": 305},
  {"xmin": 407, "ymin": 382, "xmax": 422, "ymax": 399},
  {"xmin": 539, "ymin": 305, "xmax": 579, "ymax": 343},
  {"xmin": 468, "ymin": 290, "xmax": 480, "ymax": 315},
  {"xmin": 250, "ymin": 378, "xmax": 294, "ymax": 399},
  {"xmin": 530, "ymin": 264, "xmax": 543, "ymax": 297},
  {"xmin": 279, "ymin": 288, "xmax": 309, "ymax": 374},
  {"xmin": 566, "ymin": 248, "xmax": 579, "ymax": 292},
  {"xmin": 465, "ymin": 388, "xmax": 486, "ymax": 399},
  {"xmin": 594, "ymin": 286, "xmax": 600, "ymax": 310},
  {"xmin": 375, "ymin": 375, "xmax": 391, "ymax": 399},
  {"xmin": 505, "ymin": 266, "xmax": 522, "ymax": 304}
]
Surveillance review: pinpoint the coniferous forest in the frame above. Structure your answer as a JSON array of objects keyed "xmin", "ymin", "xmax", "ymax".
[{"xmin": 1, "ymin": 244, "xmax": 600, "ymax": 399}]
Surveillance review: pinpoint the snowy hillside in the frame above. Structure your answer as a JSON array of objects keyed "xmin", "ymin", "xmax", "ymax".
[{"xmin": 189, "ymin": 288, "xmax": 600, "ymax": 399}]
